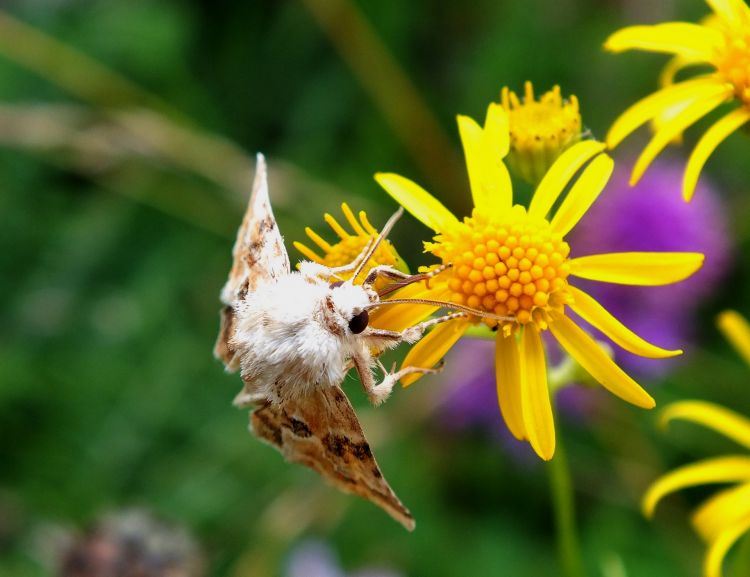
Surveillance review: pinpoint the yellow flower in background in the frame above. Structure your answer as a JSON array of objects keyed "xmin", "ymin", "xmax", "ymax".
[
  {"xmin": 644, "ymin": 311, "xmax": 750, "ymax": 577},
  {"xmin": 376, "ymin": 103, "xmax": 704, "ymax": 460},
  {"xmin": 501, "ymin": 82, "xmax": 582, "ymax": 184},
  {"xmin": 293, "ymin": 202, "xmax": 409, "ymax": 282},
  {"xmin": 605, "ymin": 0, "xmax": 750, "ymax": 201}
]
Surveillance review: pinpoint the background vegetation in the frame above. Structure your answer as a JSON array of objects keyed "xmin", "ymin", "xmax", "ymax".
[{"xmin": 2, "ymin": 1, "xmax": 750, "ymax": 575}]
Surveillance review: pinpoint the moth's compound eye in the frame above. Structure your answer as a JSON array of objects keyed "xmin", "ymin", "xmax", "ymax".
[
  {"xmin": 329, "ymin": 280, "xmax": 344, "ymax": 289},
  {"xmin": 348, "ymin": 310, "xmax": 369, "ymax": 334}
]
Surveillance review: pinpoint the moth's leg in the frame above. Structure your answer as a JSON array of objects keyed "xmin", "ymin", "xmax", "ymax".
[
  {"xmin": 350, "ymin": 350, "xmax": 393, "ymax": 406},
  {"xmin": 374, "ymin": 263, "xmax": 453, "ymax": 296},
  {"xmin": 375, "ymin": 359, "xmax": 445, "ymax": 390},
  {"xmin": 232, "ymin": 389, "xmax": 268, "ymax": 408},
  {"xmin": 364, "ymin": 311, "xmax": 468, "ymax": 345},
  {"xmin": 362, "ymin": 265, "xmax": 412, "ymax": 288}
]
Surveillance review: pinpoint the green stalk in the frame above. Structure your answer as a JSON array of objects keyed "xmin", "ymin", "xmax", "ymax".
[{"xmin": 548, "ymin": 431, "xmax": 586, "ymax": 577}]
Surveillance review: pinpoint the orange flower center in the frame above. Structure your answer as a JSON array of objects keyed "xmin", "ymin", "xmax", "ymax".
[
  {"xmin": 426, "ymin": 206, "xmax": 571, "ymax": 330},
  {"xmin": 716, "ymin": 32, "xmax": 750, "ymax": 106}
]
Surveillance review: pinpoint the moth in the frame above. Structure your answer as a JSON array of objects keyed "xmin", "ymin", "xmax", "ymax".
[{"xmin": 215, "ymin": 154, "xmax": 510, "ymax": 530}]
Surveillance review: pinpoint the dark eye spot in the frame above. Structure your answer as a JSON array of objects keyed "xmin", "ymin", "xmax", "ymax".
[
  {"xmin": 348, "ymin": 310, "xmax": 369, "ymax": 334},
  {"xmin": 329, "ymin": 280, "xmax": 344, "ymax": 289}
]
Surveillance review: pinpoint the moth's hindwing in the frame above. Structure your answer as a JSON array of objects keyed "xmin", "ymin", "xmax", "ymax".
[
  {"xmin": 251, "ymin": 385, "xmax": 416, "ymax": 531},
  {"xmin": 214, "ymin": 153, "xmax": 291, "ymax": 369}
]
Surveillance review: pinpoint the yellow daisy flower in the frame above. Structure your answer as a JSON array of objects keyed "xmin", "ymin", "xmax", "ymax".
[
  {"xmin": 501, "ymin": 82, "xmax": 582, "ymax": 184},
  {"xmin": 643, "ymin": 311, "xmax": 750, "ymax": 577},
  {"xmin": 605, "ymin": 0, "xmax": 750, "ymax": 201},
  {"xmin": 376, "ymin": 103, "xmax": 704, "ymax": 460}
]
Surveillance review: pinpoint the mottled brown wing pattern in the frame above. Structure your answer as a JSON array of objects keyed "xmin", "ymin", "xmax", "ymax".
[
  {"xmin": 251, "ymin": 385, "xmax": 416, "ymax": 531},
  {"xmin": 214, "ymin": 153, "xmax": 291, "ymax": 369}
]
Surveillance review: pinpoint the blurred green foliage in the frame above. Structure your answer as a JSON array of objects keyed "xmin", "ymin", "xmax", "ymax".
[{"xmin": 2, "ymin": 1, "xmax": 750, "ymax": 576}]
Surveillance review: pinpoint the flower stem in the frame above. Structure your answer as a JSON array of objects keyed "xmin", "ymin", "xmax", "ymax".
[{"xmin": 548, "ymin": 432, "xmax": 586, "ymax": 577}]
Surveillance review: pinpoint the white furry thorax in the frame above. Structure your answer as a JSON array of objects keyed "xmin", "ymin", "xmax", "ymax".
[{"xmin": 231, "ymin": 270, "xmax": 378, "ymax": 403}]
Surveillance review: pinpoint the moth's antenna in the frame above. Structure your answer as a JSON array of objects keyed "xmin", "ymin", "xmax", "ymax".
[
  {"xmin": 366, "ymin": 297, "xmax": 515, "ymax": 323},
  {"xmin": 349, "ymin": 207, "xmax": 404, "ymax": 284}
]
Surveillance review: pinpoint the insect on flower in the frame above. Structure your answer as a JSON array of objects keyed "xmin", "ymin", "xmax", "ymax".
[{"xmin": 214, "ymin": 154, "xmax": 510, "ymax": 529}]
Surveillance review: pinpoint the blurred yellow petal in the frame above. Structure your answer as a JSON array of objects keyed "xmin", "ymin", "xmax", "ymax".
[
  {"xmin": 458, "ymin": 109, "xmax": 512, "ymax": 213},
  {"xmin": 705, "ymin": 515, "xmax": 750, "ymax": 577},
  {"xmin": 520, "ymin": 325, "xmax": 555, "ymax": 460},
  {"xmin": 684, "ymin": 108, "xmax": 750, "ymax": 201},
  {"xmin": 642, "ymin": 456, "xmax": 750, "ymax": 517},
  {"xmin": 529, "ymin": 140, "xmax": 606, "ymax": 219},
  {"xmin": 661, "ymin": 401, "xmax": 750, "ymax": 450},
  {"xmin": 495, "ymin": 332, "xmax": 526, "ymax": 440},
  {"xmin": 607, "ymin": 77, "xmax": 723, "ymax": 148},
  {"xmin": 718, "ymin": 310, "xmax": 750, "ymax": 367},
  {"xmin": 549, "ymin": 314, "xmax": 655, "ymax": 408},
  {"xmin": 604, "ymin": 23, "xmax": 723, "ymax": 60},
  {"xmin": 550, "ymin": 153, "xmax": 614, "ymax": 235},
  {"xmin": 400, "ymin": 318, "xmax": 470, "ymax": 386},
  {"xmin": 630, "ymin": 87, "xmax": 732, "ymax": 185},
  {"xmin": 707, "ymin": 0, "xmax": 750, "ymax": 27},
  {"xmin": 570, "ymin": 252, "xmax": 704, "ymax": 285},
  {"xmin": 568, "ymin": 285, "xmax": 682, "ymax": 358},
  {"xmin": 692, "ymin": 483, "xmax": 750, "ymax": 542},
  {"xmin": 375, "ymin": 173, "xmax": 458, "ymax": 232},
  {"xmin": 660, "ymin": 54, "xmax": 703, "ymax": 87}
]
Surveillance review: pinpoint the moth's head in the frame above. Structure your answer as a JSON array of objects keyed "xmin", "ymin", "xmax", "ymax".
[{"xmin": 327, "ymin": 281, "xmax": 378, "ymax": 336}]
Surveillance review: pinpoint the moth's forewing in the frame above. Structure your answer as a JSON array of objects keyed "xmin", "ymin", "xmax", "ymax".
[
  {"xmin": 215, "ymin": 153, "xmax": 291, "ymax": 369},
  {"xmin": 251, "ymin": 385, "xmax": 416, "ymax": 531}
]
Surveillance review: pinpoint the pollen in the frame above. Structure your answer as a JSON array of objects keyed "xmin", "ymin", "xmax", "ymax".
[
  {"xmin": 501, "ymin": 82, "xmax": 582, "ymax": 184},
  {"xmin": 716, "ymin": 30, "xmax": 750, "ymax": 107},
  {"xmin": 293, "ymin": 203, "xmax": 408, "ymax": 285},
  {"xmin": 427, "ymin": 205, "xmax": 571, "ymax": 332}
]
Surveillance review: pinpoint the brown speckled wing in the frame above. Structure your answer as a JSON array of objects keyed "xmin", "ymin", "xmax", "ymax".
[
  {"xmin": 214, "ymin": 153, "xmax": 290, "ymax": 370},
  {"xmin": 251, "ymin": 385, "xmax": 415, "ymax": 531}
]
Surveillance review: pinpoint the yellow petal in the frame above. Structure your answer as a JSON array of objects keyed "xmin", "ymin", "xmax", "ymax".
[
  {"xmin": 630, "ymin": 87, "xmax": 732, "ymax": 185},
  {"xmin": 495, "ymin": 332, "xmax": 526, "ymax": 440},
  {"xmin": 607, "ymin": 76, "xmax": 724, "ymax": 148},
  {"xmin": 705, "ymin": 515, "xmax": 750, "ymax": 577},
  {"xmin": 569, "ymin": 252, "xmax": 704, "ymax": 285},
  {"xmin": 370, "ymin": 282, "xmax": 445, "ymax": 332},
  {"xmin": 661, "ymin": 400, "xmax": 750, "ymax": 450},
  {"xmin": 375, "ymin": 173, "xmax": 459, "ymax": 232},
  {"xmin": 457, "ymin": 106, "xmax": 512, "ymax": 213},
  {"xmin": 293, "ymin": 241, "xmax": 323, "ymax": 263},
  {"xmin": 482, "ymin": 101, "xmax": 510, "ymax": 157},
  {"xmin": 718, "ymin": 310, "xmax": 750, "ymax": 367},
  {"xmin": 549, "ymin": 314, "xmax": 655, "ymax": 408},
  {"xmin": 604, "ymin": 23, "xmax": 723, "ymax": 60},
  {"xmin": 341, "ymin": 202, "xmax": 367, "ymax": 236},
  {"xmin": 692, "ymin": 482, "xmax": 750, "ymax": 542},
  {"xmin": 660, "ymin": 54, "xmax": 703, "ymax": 87},
  {"xmin": 529, "ymin": 140, "xmax": 606, "ymax": 219},
  {"xmin": 550, "ymin": 153, "xmax": 614, "ymax": 235},
  {"xmin": 520, "ymin": 325, "xmax": 555, "ymax": 460},
  {"xmin": 707, "ymin": 0, "xmax": 750, "ymax": 27},
  {"xmin": 568, "ymin": 285, "xmax": 682, "ymax": 358},
  {"xmin": 642, "ymin": 455, "xmax": 750, "ymax": 517},
  {"xmin": 400, "ymin": 317, "xmax": 470, "ymax": 386},
  {"xmin": 684, "ymin": 108, "xmax": 750, "ymax": 201}
]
